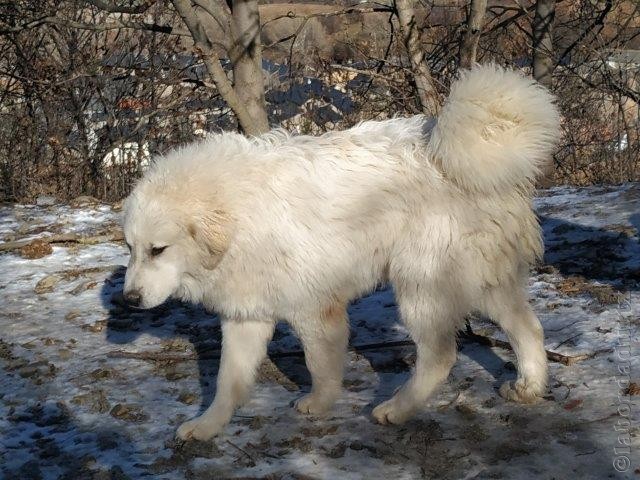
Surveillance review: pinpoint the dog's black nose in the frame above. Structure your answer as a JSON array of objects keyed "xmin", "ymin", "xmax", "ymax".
[{"xmin": 123, "ymin": 290, "xmax": 142, "ymax": 307}]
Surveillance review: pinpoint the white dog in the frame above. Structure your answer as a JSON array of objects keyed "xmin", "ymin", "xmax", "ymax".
[{"xmin": 122, "ymin": 65, "xmax": 560, "ymax": 441}]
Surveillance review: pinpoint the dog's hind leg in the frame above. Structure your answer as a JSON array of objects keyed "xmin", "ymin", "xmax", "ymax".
[
  {"xmin": 292, "ymin": 305, "xmax": 349, "ymax": 415},
  {"xmin": 176, "ymin": 318, "xmax": 275, "ymax": 441},
  {"xmin": 481, "ymin": 284, "xmax": 547, "ymax": 403},
  {"xmin": 373, "ymin": 281, "xmax": 460, "ymax": 425}
]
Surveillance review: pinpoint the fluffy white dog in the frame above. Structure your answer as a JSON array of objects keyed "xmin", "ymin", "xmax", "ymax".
[{"xmin": 122, "ymin": 65, "xmax": 560, "ymax": 441}]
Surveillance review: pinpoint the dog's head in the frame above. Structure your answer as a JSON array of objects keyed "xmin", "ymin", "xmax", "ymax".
[{"xmin": 121, "ymin": 185, "xmax": 231, "ymax": 309}]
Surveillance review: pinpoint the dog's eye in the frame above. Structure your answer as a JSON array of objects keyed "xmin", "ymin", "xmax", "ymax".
[{"xmin": 150, "ymin": 246, "xmax": 168, "ymax": 257}]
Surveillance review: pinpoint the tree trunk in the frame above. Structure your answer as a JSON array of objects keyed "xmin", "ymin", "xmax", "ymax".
[
  {"xmin": 395, "ymin": 0, "xmax": 440, "ymax": 116},
  {"xmin": 172, "ymin": 0, "xmax": 268, "ymax": 136},
  {"xmin": 533, "ymin": 0, "xmax": 556, "ymax": 88},
  {"xmin": 229, "ymin": 0, "xmax": 269, "ymax": 134},
  {"xmin": 459, "ymin": 0, "xmax": 487, "ymax": 69}
]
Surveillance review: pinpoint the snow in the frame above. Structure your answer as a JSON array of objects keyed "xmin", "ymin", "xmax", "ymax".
[{"xmin": 1, "ymin": 184, "xmax": 639, "ymax": 479}]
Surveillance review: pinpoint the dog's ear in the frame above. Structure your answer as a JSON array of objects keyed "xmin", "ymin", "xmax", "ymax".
[{"xmin": 188, "ymin": 209, "xmax": 231, "ymax": 269}]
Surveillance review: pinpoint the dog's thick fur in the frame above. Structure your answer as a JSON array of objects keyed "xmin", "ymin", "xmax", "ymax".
[{"xmin": 122, "ymin": 65, "xmax": 561, "ymax": 440}]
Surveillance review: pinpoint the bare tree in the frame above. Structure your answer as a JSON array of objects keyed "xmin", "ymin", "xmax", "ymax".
[
  {"xmin": 459, "ymin": 0, "xmax": 488, "ymax": 69},
  {"xmin": 2, "ymin": 0, "xmax": 270, "ymax": 135},
  {"xmin": 394, "ymin": 0, "xmax": 440, "ymax": 115},
  {"xmin": 532, "ymin": 0, "xmax": 556, "ymax": 87}
]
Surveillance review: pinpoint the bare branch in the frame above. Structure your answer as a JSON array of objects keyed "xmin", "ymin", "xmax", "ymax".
[
  {"xmin": 558, "ymin": 0, "xmax": 613, "ymax": 62},
  {"xmin": 84, "ymin": 0, "xmax": 157, "ymax": 14},
  {"xmin": 0, "ymin": 15, "xmax": 189, "ymax": 36}
]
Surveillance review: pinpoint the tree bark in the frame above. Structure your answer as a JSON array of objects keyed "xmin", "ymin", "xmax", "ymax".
[
  {"xmin": 532, "ymin": 0, "xmax": 556, "ymax": 88},
  {"xmin": 459, "ymin": 0, "xmax": 487, "ymax": 70},
  {"xmin": 229, "ymin": 0, "xmax": 269, "ymax": 134},
  {"xmin": 171, "ymin": 0, "xmax": 268, "ymax": 135},
  {"xmin": 395, "ymin": 0, "xmax": 440, "ymax": 116}
]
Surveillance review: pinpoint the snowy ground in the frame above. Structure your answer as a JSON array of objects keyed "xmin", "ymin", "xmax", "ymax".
[{"xmin": 0, "ymin": 185, "xmax": 639, "ymax": 480}]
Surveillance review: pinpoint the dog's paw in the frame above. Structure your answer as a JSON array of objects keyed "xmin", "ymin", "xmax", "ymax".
[
  {"xmin": 294, "ymin": 393, "xmax": 336, "ymax": 415},
  {"xmin": 372, "ymin": 397, "xmax": 414, "ymax": 425},
  {"xmin": 176, "ymin": 416, "xmax": 225, "ymax": 441},
  {"xmin": 499, "ymin": 379, "xmax": 543, "ymax": 404}
]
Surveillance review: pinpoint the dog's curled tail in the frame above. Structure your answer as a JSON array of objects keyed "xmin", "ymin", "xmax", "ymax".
[{"xmin": 429, "ymin": 64, "xmax": 560, "ymax": 192}]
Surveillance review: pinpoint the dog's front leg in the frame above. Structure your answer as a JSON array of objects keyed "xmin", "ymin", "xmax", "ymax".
[{"xmin": 176, "ymin": 318, "xmax": 274, "ymax": 441}]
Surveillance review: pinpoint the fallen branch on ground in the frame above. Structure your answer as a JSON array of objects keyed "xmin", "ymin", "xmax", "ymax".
[
  {"xmin": 0, "ymin": 230, "xmax": 124, "ymax": 252},
  {"xmin": 107, "ymin": 333, "xmax": 608, "ymax": 366},
  {"xmin": 459, "ymin": 329, "xmax": 612, "ymax": 366}
]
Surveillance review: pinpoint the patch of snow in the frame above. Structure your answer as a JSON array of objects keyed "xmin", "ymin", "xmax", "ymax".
[{"xmin": 0, "ymin": 186, "xmax": 639, "ymax": 479}]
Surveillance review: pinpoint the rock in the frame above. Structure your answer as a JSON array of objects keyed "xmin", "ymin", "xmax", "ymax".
[
  {"xmin": 65, "ymin": 310, "xmax": 82, "ymax": 322},
  {"xmin": 177, "ymin": 391, "xmax": 197, "ymax": 405},
  {"xmin": 349, "ymin": 440, "xmax": 364, "ymax": 451},
  {"xmin": 69, "ymin": 281, "xmax": 98, "ymax": 296},
  {"xmin": 71, "ymin": 389, "xmax": 110, "ymax": 414},
  {"xmin": 36, "ymin": 195, "xmax": 57, "ymax": 206},
  {"xmin": 21, "ymin": 240, "xmax": 53, "ymax": 259},
  {"xmin": 70, "ymin": 195, "xmax": 100, "ymax": 208},
  {"xmin": 34, "ymin": 274, "xmax": 60, "ymax": 294},
  {"xmin": 455, "ymin": 403, "xmax": 477, "ymax": 419},
  {"xmin": 110, "ymin": 403, "xmax": 149, "ymax": 423},
  {"xmin": 90, "ymin": 368, "xmax": 116, "ymax": 380},
  {"xmin": 18, "ymin": 364, "xmax": 40, "ymax": 378},
  {"xmin": 326, "ymin": 441, "xmax": 347, "ymax": 458},
  {"xmin": 81, "ymin": 320, "xmax": 107, "ymax": 333},
  {"xmin": 18, "ymin": 360, "xmax": 56, "ymax": 380},
  {"xmin": 0, "ymin": 339, "xmax": 15, "ymax": 360},
  {"xmin": 58, "ymin": 348, "xmax": 72, "ymax": 360}
]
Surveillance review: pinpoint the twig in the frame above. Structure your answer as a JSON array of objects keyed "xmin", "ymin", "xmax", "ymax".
[
  {"xmin": 0, "ymin": 231, "xmax": 124, "ymax": 252},
  {"xmin": 226, "ymin": 440, "xmax": 255, "ymax": 467},
  {"xmin": 459, "ymin": 329, "xmax": 610, "ymax": 366}
]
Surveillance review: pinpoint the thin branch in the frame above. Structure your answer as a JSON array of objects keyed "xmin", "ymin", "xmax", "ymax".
[
  {"xmin": 559, "ymin": 0, "xmax": 613, "ymax": 62},
  {"xmin": 84, "ymin": 0, "xmax": 158, "ymax": 14},
  {"xmin": 0, "ymin": 15, "xmax": 189, "ymax": 36},
  {"xmin": 459, "ymin": 330, "xmax": 611, "ymax": 366},
  {"xmin": 262, "ymin": 4, "xmax": 393, "ymax": 29},
  {"xmin": 226, "ymin": 440, "xmax": 256, "ymax": 466}
]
